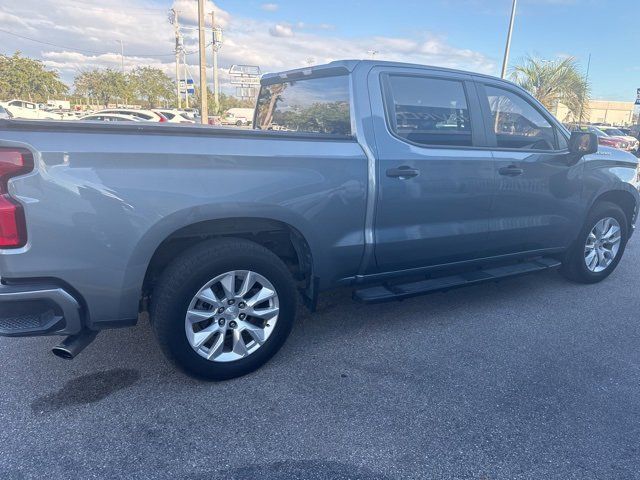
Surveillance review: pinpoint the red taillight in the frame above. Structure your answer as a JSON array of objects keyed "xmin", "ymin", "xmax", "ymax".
[
  {"xmin": 158, "ymin": 115, "xmax": 167, "ymax": 122},
  {"xmin": 0, "ymin": 195, "xmax": 25, "ymax": 247},
  {"xmin": 0, "ymin": 148, "xmax": 33, "ymax": 248}
]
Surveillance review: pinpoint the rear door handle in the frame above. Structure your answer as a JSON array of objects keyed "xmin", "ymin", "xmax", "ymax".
[
  {"xmin": 498, "ymin": 165, "xmax": 524, "ymax": 177},
  {"xmin": 386, "ymin": 166, "xmax": 420, "ymax": 179}
]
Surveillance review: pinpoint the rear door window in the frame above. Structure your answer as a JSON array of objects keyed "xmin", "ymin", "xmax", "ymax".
[{"xmin": 383, "ymin": 75, "xmax": 473, "ymax": 147}]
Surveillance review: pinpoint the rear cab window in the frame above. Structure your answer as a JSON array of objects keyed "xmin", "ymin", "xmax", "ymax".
[
  {"xmin": 381, "ymin": 74, "xmax": 474, "ymax": 148},
  {"xmin": 255, "ymin": 75, "xmax": 351, "ymax": 135}
]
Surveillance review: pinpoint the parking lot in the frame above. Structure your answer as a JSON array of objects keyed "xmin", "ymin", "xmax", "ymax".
[{"xmin": 0, "ymin": 238, "xmax": 638, "ymax": 479}]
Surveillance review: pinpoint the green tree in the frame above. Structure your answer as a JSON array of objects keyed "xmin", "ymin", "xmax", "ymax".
[
  {"xmin": 193, "ymin": 88, "xmax": 255, "ymax": 116},
  {"xmin": 74, "ymin": 69, "xmax": 129, "ymax": 107},
  {"xmin": 0, "ymin": 52, "xmax": 68, "ymax": 102},
  {"xmin": 510, "ymin": 55, "xmax": 590, "ymax": 122},
  {"xmin": 216, "ymin": 92, "xmax": 254, "ymax": 114},
  {"xmin": 128, "ymin": 67, "xmax": 174, "ymax": 108}
]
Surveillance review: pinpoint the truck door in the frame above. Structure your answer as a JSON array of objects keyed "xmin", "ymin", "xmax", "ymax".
[
  {"xmin": 368, "ymin": 67, "xmax": 495, "ymax": 272},
  {"xmin": 474, "ymin": 79, "xmax": 583, "ymax": 256}
]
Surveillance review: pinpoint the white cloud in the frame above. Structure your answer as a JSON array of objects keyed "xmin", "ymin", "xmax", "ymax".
[
  {"xmin": 269, "ymin": 23, "xmax": 295, "ymax": 38},
  {"xmin": 261, "ymin": 3, "xmax": 279, "ymax": 12},
  {"xmin": 0, "ymin": 0, "xmax": 497, "ymax": 93}
]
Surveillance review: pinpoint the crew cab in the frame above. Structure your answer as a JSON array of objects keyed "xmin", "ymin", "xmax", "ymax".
[{"xmin": 0, "ymin": 60, "xmax": 638, "ymax": 380}]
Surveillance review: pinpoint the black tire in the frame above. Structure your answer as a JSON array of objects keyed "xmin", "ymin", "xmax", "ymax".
[
  {"xmin": 151, "ymin": 238, "xmax": 297, "ymax": 380},
  {"xmin": 561, "ymin": 201, "xmax": 629, "ymax": 284}
]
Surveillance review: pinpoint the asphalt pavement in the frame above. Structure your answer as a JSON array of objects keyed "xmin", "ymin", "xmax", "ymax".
[{"xmin": 1, "ymin": 239, "xmax": 639, "ymax": 479}]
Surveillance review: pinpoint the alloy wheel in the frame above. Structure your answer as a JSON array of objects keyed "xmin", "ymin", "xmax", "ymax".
[
  {"xmin": 185, "ymin": 270, "xmax": 279, "ymax": 362},
  {"xmin": 584, "ymin": 217, "xmax": 622, "ymax": 273}
]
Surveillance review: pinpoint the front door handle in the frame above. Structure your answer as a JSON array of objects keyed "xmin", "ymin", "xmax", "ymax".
[
  {"xmin": 498, "ymin": 165, "xmax": 524, "ymax": 177},
  {"xmin": 386, "ymin": 166, "xmax": 420, "ymax": 179}
]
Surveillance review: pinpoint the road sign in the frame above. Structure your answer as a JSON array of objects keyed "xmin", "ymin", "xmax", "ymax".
[
  {"xmin": 230, "ymin": 76, "xmax": 261, "ymax": 86},
  {"xmin": 636, "ymin": 88, "xmax": 640, "ymax": 105},
  {"xmin": 229, "ymin": 65, "xmax": 261, "ymax": 100},
  {"xmin": 229, "ymin": 65, "xmax": 261, "ymax": 76}
]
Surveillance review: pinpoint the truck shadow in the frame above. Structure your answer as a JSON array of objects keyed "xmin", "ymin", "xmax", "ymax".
[
  {"xmin": 30, "ymin": 368, "xmax": 140, "ymax": 414},
  {"xmin": 198, "ymin": 459, "xmax": 389, "ymax": 480}
]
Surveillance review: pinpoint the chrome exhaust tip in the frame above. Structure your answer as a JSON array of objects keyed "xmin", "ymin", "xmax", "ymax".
[{"xmin": 52, "ymin": 331, "xmax": 98, "ymax": 360}]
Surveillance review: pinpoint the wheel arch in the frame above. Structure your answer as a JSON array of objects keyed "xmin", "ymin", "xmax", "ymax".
[
  {"xmin": 590, "ymin": 188, "xmax": 638, "ymax": 235},
  {"xmin": 140, "ymin": 217, "xmax": 316, "ymax": 311}
]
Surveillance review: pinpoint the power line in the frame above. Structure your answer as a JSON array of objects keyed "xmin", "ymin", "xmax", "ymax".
[
  {"xmin": 0, "ymin": 27, "xmax": 205, "ymax": 58},
  {"xmin": 54, "ymin": 0, "xmax": 168, "ymax": 14}
]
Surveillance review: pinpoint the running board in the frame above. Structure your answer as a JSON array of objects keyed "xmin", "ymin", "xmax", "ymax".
[{"xmin": 353, "ymin": 257, "xmax": 561, "ymax": 304}]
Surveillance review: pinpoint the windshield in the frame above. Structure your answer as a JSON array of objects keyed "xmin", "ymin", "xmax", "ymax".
[
  {"xmin": 603, "ymin": 128, "xmax": 624, "ymax": 136},
  {"xmin": 588, "ymin": 127, "xmax": 608, "ymax": 137}
]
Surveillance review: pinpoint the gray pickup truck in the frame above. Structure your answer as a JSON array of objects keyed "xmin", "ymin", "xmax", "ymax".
[{"xmin": 0, "ymin": 60, "xmax": 638, "ymax": 380}]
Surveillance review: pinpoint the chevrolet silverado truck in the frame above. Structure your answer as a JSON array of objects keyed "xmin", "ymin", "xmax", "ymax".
[{"xmin": 0, "ymin": 60, "xmax": 638, "ymax": 380}]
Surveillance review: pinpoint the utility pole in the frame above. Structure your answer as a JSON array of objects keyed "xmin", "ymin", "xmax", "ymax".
[
  {"xmin": 119, "ymin": 40, "xmax": 125, "ymax": 73},
  {"xmin": 170, "ymin": 9, "xmax": 182, "ymax": 109},
  {"xmin": 184, "ymin": 55, "xmax": 190, "ymax": 109},
  {"xmin": 500, "ymin": 0, "xmax": 517, "ymax": 79},
  {"xmin": 197, "ymin": 0, "xmax": 208, "ymax": 124},
  {"xmin": 211, "ymin": 11, "xmax": 220, "ymax": 114}
]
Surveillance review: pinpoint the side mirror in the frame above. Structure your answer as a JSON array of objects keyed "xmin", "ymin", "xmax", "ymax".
[{"xmin": 569, "ymin": 131, "xmax": 598, "ymax": 156}]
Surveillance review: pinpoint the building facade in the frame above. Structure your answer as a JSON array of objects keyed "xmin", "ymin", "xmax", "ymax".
[{"xmin": 554, "ymin": 100, "xmax": 635, "ymax": 126}]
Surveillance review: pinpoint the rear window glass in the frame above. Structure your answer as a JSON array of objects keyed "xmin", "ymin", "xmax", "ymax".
[
  {"xmin": 255, "ymin": 75, "xmax": 351, "ymax": 135},
  {"xmin": 384, "ymin": 75, "xmax": 472, "ymax": 147}
]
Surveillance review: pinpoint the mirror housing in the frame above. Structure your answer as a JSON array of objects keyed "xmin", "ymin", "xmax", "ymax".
[{"xmin": 569, "ymin": 131, "xmax": 598, "ymax": 156}]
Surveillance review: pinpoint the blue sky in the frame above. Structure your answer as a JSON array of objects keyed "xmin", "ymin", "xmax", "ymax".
[
  {"xmin": 2, "ymin": 0, "xmax": 638, "ymax": 100},
  {"xmin": 215, "ymin": 0, "xmax": 638, "ymax": 100}
]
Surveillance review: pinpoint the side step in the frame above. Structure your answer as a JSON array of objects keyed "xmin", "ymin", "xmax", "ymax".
[{"xmin": 353, "ymin": 257, "xmax": 561, "ymax": 304}]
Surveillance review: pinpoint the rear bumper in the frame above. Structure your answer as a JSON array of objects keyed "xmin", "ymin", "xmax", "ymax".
[{"xmin": 0, "ymin": 282, "xmax": 82, "ymax": 337}]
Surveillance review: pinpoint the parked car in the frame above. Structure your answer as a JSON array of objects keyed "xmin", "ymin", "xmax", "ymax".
[
  {"xmin": 96, "ymin": 108, "xmax": 166, "ymax": 122},
  {"xmin": 0, "ymin": 60, "xmax": 638, "ymax": 380},
  {"xmin": 1, "ymin": 99, "xmax": 62, "ymax": 120},
  {"xmin": 181, "ymin": 108, "xmax": 199, "ymax": 119},
  {"xmin": 79, "ymin": 113, "xmax": 143, "ymax": 122},
  {"xmin": 575, "ymin": 125, "xmax": 631, "ymax": 150},
  {"xmin": 152, "ymin": 109, "xmax": 196, "ymax": 124},
  {"xmin": 220, "ymin": 108, "xmax": 254, "ymax": 126},
  {"xmin": 598, "ymin": 127, "xmax": 639, "ymax": 152},
  {"xmin": 0, "ymin": 105, "xmax": 12, "ymax": 119}
]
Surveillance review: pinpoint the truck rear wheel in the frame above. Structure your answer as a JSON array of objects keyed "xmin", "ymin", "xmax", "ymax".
[
  {"xmin": 151, "ymin": 238, "xmax": 297, "ymax": 380},
  {"xmin": 561, "ymin": 201, "xmax": 628, "ymax": 284}
]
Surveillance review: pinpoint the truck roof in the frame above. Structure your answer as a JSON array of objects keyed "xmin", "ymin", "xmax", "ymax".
[{"xmin": 261, "ymin": 59, "xmax": 512, "ymax": 86}]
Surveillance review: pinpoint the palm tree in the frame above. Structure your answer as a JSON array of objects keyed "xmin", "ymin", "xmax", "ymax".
[{"xmin": 510, "ymin": 55, "xmax": 590, "ymax": 123}]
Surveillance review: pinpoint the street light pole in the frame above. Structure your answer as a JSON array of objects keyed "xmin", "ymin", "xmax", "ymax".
[
  {"xmin": 171, "ymin": 9, "xmax": 182, "ymax": 109},
  {"xmin": 500, "ymin": 0, "xmax": 517, "ymax": 79},
  {"xmin": 211, "ymin": 11, "xmax": 220, "ymax": 114},
  {"xmin": 197, "ymin": 0, "xmax": 208, "ymax": 124}
]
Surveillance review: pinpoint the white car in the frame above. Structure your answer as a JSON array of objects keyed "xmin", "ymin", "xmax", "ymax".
[
  {"xmin": 96, "ymin": 108, "xmax": 166, "ymax": 122},
  {"xmin": 79, "ymin": 113, "xmax": 143, "ymax": 122},
  {"xmin": 1, "ymin": 99, "xmax": 62, "ymax": 120},
  {"xmin": 152, "ymin": 109, "xmax": 195, "ymax": 123},
  {"xmin": 0, "ymin": 105, "xmax": 12, "ymax": 119}
]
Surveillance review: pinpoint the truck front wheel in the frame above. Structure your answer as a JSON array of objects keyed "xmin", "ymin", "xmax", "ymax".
[
  {"xmin": 151, "ymin": 238, "xmax": 297, "ymax": 380},
  {"xmin": 561, "ymin": 201, "xmax": 628, "ymax": 284}
]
